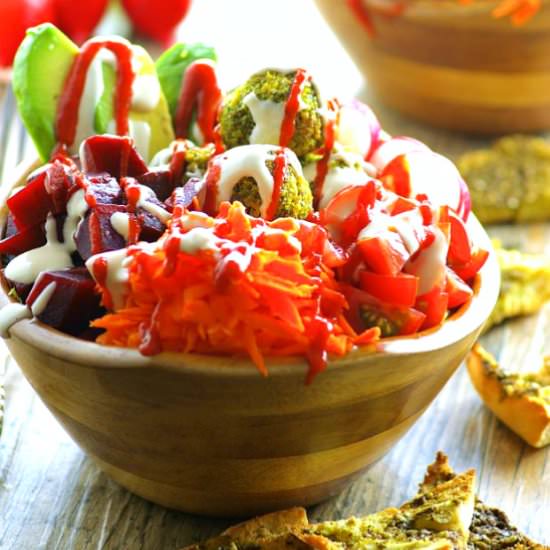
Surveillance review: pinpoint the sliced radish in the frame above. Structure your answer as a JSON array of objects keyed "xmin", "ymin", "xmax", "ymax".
[
  {"xmin": 336, "ymin": 100, "xmax": 381, "ymax": 159},
  {"xmin": 369, "ymin": 136, "xmax": 430, "ymax": 173},
  {"xmin": 380, "ymin": 151, "xmax": 463, "ymax": 215}
]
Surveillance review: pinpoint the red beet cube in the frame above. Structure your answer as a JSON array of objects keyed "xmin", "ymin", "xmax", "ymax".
[
  {"xmin": 81, "ymin": 135, "xmax": 148, "ymax": 179},
  {"xmin": 0, "ymin": 223, "xmax": 46, "ymax": 257},
  {"xmin": 26, "ymin": 267, "xmax": 102, "ymax": 335},
  {"xmin": 75, "ymin": 204, "xmax": 127, "ymax": 261},
  {"xmin": 7, "ymin": 170, "xmax": 53, "ymax": 230},
  {"xmin": 86, "ymin": 174, "xmax": 124, "ymax": 205},
  {"xmin": 137, "ymin": 169, "xmax": 175, "ymax": 201}
]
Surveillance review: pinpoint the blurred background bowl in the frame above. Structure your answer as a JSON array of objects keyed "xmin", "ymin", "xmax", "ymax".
[
  {"xmin": 0, "ymin": 213, "xmax": 499, "ymax": 517},
  {"xmin": 315, "ymin": 0, "xmax": 550, "ymax": 134}
]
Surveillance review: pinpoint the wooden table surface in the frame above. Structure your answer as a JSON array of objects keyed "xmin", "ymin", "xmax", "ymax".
[{"xmin": 0, "ymin": 2, "xmax": 549, "ymax": 546}]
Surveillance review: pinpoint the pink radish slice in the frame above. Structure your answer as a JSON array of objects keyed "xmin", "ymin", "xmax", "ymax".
[
  {"xmin": 381, "ymin": 150, "xmax": 463, "ymax": 214},
  {"xmin": 337, "ymin": 100, "xmax": 381, "ymax": 159},
  {"xmin": 369, "ymin": 136, "xmax": 430, "ymax": 173}
]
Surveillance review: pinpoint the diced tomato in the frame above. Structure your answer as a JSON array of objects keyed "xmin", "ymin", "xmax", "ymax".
[
  {"xmin": 358, "ymin": 233, "xmax": 410, "ymax": 276},
  {"xmin": 447, "ymin": 211, "xmax": 471, "ymax": 264},
  {"xmin": 451, "ymin": 247, "xmax": 489, "ymax": 282},
  {"xmin": 341, "ymin": 283, "xmax": 425, "ymax": 337},
  {"xmin": 359, "ymin": 270, "xmax": 418, "ymax": 308},
  {"xmin": 445, "ymin": 267, "xmax": 473, "ymax": 309},
  {"xmin": 380, "ymin": 153, "xmax": 411, "ymax": 196},
  {"xmin": 415, "ymin": 286, "xmax": 449, "ymax": 330}
]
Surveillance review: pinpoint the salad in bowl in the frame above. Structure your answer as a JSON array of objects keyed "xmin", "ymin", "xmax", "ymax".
[{"xmin": 0, "ymin": 23, "xmax": 489, "ymax": 383}]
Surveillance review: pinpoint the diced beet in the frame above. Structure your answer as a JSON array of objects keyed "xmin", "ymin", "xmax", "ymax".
[
  {"xmin": 44, "ymin": 161, "xmax": 75, "ymax": 214},
  {"xmin": 165, "ymin": 177, "xmax": 203, "ymax": 211},
  {"xmin": 14, "ymin": 282, "xmax": 33, "ymax": 302},
  {"xmin": 75, "ymin": 204, "xmax": 127, "ymax": 261},
  {"xmin": 7, "ymin": 170, "xmax": 53, "ymax": 230},
  {"xmin": 137, "ymin": 209, "xmax": 165, "ymax": 242},
  {"xmin": 26, "ymin": 267, "xmax": 102, "ymax": 336},
  {"xmin": 137, "ymin": 169, "xmax": 175, "ymax": 201},
  {"xmin": 86, "ymin": 174, "xmax": 124, "ymax": 205},
  {"xmin": 0, "ymin": 223, "xmax": 46, "ymax": 257},
  {"xmin": 80, "ymin": 135, "xmax": 148, "ymax": 179}
]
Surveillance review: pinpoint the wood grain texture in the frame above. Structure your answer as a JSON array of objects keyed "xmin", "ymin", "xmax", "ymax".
[
  {"xmin": 0, "ymin": 252, "xmax": 495, "ymax": 516},
  {"xmin": 315, "ymin": 0, "xmax": 550, "ymax": 133},
  {"xmin": 0, "ymin": 4, "xmax": 549, "ymax": 545}
]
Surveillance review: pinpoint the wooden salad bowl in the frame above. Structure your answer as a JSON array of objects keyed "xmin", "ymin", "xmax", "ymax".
[
  {"xmin": 0, "ymin": 160, "xmax": 500, "ymax": 517},
  {"xmin": 315, "ymin": 0, "xmax": 550, "ymax": 133}
]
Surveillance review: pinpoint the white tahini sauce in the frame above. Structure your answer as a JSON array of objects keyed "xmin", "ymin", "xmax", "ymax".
[
  {"xmin": 405, "ymin": 225, "xmax": 449, "ymax": 294},
  {"xmin": 337, "ymin": 103, "xmax": 375, "ymax": 158},
  {"xmin": 4, "ymin": 216, "xmax": 73, "ymax": 284},
  {"xmin": 0, "ymin": 281, "xmax": 57, "ymax": 338},
  {"xmin": 0, "ymin": 304, "xmax": 31, "ymax": 338},
  {"xmin": 243, "ymin": 92, "xmax": 286, "ymax": 146},
  {"xmin": 131, "ymin": 74, "xmax": 161, "ymax": 112},
  {"xmin": 110, "ymin": 211, "xmax": 131, "ymax": 241},
  {"xmin": 30, "ymin": 282, "xmax": 57, "ymax": 316},
  {"xmin": 131, "ymin": 184, "xmax": 171, "ymax": 223},
  {"xmin": 86, "ymin": 248, "xmax": 132, "ymax": 310},
  {"xmin": 63, "ymin": 189, "xmax": 89, "ymax": 253},
  {"xmin": 179, "ymin": 227, "xmax": 219, "ymax": 255},
  {"xmin": 212, "ymin": 144, "xmax": 303, "ymax": 218}
]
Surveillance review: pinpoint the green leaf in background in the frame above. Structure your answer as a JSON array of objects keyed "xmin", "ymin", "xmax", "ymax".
[{"xmin": 155, "ymin": 43, "xmax": 217, "ymax": 122}]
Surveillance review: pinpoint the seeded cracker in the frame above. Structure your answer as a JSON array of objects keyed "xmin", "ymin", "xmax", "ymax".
[{"xmin": 457, "ymin": 136, "xmax": 550, "ymax": 224}]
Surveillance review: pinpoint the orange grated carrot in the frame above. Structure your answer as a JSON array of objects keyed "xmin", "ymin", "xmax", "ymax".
[{"xmin": 93, "ymin": 202, "xmax": 377, "ymax": 380}]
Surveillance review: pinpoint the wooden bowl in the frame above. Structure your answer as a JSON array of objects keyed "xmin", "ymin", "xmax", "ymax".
[
  {"xmin": 315, "ymin": 0, "xmax": 550, "ymax": 134},
  {"xmin": 0, "ymin": 163, "xmax": 500, "ymax": 517}
]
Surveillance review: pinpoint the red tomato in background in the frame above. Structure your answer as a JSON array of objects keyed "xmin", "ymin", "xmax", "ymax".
[
  {"xmin": 0, "ymin": 0, "xmax": 56, "ymax": 67},
  {"xmin": 53, "ymin": 0, "xmax": 109, "ymax": 44},
  {"xmin": 122, "ymin": 0, "xmax": 192, "ymax": 45}
]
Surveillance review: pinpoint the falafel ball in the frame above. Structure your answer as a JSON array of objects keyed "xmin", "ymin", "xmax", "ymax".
[
  {"xmin": 219, "ymin": 69, "xmax": 325, "ymax": 159},
  {"xmin": 204, "ymin": 144, "xmax": 313, "ymax": 219}
]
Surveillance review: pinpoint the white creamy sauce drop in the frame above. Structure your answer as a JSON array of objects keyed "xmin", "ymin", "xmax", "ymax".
[
  {"xmin": 110, "ymin": 211, "xmax": 131, "ymax": 241},
  {"xmin": 107, "ymin": 119, "xmax": 151, "ymax": 162},
  {"xmin": 30, "ymin": 282, "xmax": 57, "ymax": 316},
  {"xmin": 150, "ymin": 145, "xmax": 173, "ymax": 168},
  {"xmin": 179, "ymin": 227, "xmax": 219, "ymax": 255},
  {"xmin": 0, "ymin": 303, "xmax": 31, "ymax": 339},
  {"xmin": 214, "ymin": 144, "xmax": 303, "ymax": 218},
  {"xmin": 63, "ymin": 189, "xmax": 89, "ymax": 253},
  {"xmin": 5, "ymin": 216, "xmax": 73, "ymax": 284},
  {"xmin": 133, "ymin": 184, "xmax": 171, "ymax": 223},
  {"xmin": 405, "ymin": 225, "xmax": 449, "ymax": 295},
  {"xmin": 86, "ymin": 248, "xmax": 132, "ymax": 310},
  {"xmin": 180, "ymin": 211, "xmax": 215, "ymax": 231},
  {"xmin": 243, "ymin": 92, "xmax": 286, "ymax": 145},
  {"xmin": 131, "ymin": 74, "xmax": 161, "ymax": 112}
]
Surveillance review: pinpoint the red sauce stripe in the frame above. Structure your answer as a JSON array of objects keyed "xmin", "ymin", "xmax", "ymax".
[
  {"xmin": 56, "ymin": 38, "xmax": 135, "ymax": 148},
  {"xmin": 265, "ymin": 148, "xmax": 287, "ymax": 220},
  {"xmin": 279, "ymin": 69, "xmax": 310, "ymax": 148}
]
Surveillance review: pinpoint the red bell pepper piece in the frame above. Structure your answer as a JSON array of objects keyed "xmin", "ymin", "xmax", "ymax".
[
  {"xmin": 445, "ymin": 267, "xmax": 473, "ymax": 309},
  {"xmin": 358, "ymin": 233, "xmax": 410, "ymax": 277},
  {"xmin": 451, "ymin": 247, "xmax": 489, "ymax": 282},
  {"xmin": 359, "ymin": 270, "xmax": 419, "ymax": 308}
]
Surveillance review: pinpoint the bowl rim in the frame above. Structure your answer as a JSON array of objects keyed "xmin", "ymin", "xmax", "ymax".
[{"xmin": 0, "ymin": 158, "xmax": 500, "ymax": 377}]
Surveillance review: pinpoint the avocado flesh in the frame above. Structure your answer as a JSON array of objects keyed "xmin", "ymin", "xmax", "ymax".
[
  {"xmin": 155, "ymin": 42, "xmax": 217, "ymax": 124},
  {"xmin": 13, "ymin": 24, "xmax": 174, "ymax": 163},
  {"xmin": 13, "ymin": 23, "xmax": 79, "ymax": 162},
  {"xmin": 95, "ymin": 45, "xmax": 175, "ymax": 161}
]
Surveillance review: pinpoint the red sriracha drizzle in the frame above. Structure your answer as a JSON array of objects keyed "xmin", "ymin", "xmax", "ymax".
[
  {"xmin": 279, "ymin": 69, "xmax": 310, "ymax": 148},
  {"xmin": 175, "ymin": 60, "xmax": 223, "ymax": 145},
  {"xmin": 92, "ymin": 256, "xmax": 113, "ymax": 310},
  {"xmin": 265, "ymin": 149, "xmax": 287, "ymax": 221},
  {"xmin": 56, "ymin": 38, "xmax": 135, "ymax": 148},
  {"xmin": 313, "ymin": 98, "xmax": 339, "ymax": 207}
]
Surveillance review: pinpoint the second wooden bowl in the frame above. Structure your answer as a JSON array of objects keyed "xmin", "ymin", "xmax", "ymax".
[{"xmin": 315, "ymin": 0, "xmax": 550, "ymax": 133}]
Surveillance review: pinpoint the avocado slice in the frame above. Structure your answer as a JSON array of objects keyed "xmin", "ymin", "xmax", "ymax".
[
  {"xmin": 94, "ymin": 44, "xmax": 175, "ymax": 162},
  {"xmin": 155, "ymin": 42, "xmax": 217, "ymax": 122},
  {"xmin": 13, "ymin": 24, "xmax": 79, "ymax": 162},
  {"xmin": 13, "ymin": 24, "xmax": 174, "ymax": 163}
]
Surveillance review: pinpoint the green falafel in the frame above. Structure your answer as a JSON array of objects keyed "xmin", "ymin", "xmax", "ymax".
[
  {"xmin": 219, "ymin": 69, "xmax": 325, "ymax": 159},
  {"xmin": 204, "ymin": 144, "xmax": 313, "ymax": 219}
]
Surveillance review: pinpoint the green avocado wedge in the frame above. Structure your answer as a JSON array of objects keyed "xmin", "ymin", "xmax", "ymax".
[
  {"xmin": 156, "ymin": 42, "xmax": 217, "ymax": 123},
  {"xmin": 13, "ymin": 24, "xmax": 79, "ymax": 162},
  {"xmin": 13, "ymin": 23, "xmax": 174, "ymax": 163}
]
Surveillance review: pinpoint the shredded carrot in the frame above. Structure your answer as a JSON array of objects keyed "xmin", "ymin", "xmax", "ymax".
[{"xmin": 92, "ymin": 202, "xmax": 379, "ymax": 381}]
